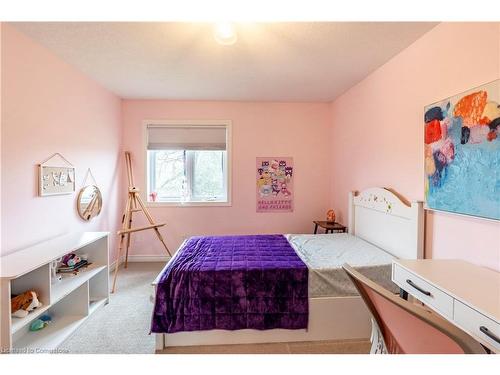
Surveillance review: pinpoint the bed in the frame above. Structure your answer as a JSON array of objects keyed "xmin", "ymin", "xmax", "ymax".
[{"xmin": 151, "ymin": 187, "xmax": 423, "ymax": 349}]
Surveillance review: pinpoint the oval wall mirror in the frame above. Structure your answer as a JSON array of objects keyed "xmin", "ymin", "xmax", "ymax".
[{"xmin": 77, "ymin": 185, "xmax": 102, "ymax": 221}]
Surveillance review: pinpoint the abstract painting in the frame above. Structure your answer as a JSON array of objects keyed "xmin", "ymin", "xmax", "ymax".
[
  {"xmin": 424, "ymin": 79, "xmax": 499, "ymax": 220},
  {"xmin": 256, "ymin": 157, "xmax": 293, "ymax": 212}
]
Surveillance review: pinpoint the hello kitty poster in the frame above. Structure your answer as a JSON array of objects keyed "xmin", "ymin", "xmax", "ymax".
[{"xmin": 256, "ymin": 157, "xmax": 293, "ymax": 212}]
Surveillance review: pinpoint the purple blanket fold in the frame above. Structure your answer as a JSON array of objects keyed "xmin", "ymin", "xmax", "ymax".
[{"xmin": 151, "ymin": 234, "xmax": 308, "ymax": 333}]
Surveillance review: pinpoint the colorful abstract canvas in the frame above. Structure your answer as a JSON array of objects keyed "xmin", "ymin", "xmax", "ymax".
[
  {"xmin": 424, "ymin": 79, "xmax": 500, "ymax": 220},
  {"xmin": 256, "ymin": 157, "xmax": 293, "ymax": 212}
]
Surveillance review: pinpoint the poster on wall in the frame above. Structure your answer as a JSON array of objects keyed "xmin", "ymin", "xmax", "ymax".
[
  {"xmin": 424, "ymin": 79, "xmax": 500, "ymax": 220},
  {"xmin": 256, "ymin": 157, "xmax": 293, "ymax": 212}
]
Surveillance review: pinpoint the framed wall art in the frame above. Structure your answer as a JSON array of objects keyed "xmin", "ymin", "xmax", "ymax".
[
  {"xmin": 256, "ymin": 157, "xmax": 293, "ymax": 212},
  {"xmin": 424, "ymin": 79, "xmax": 499, "ymax": 220},
  {"xmin": 38, "ymin": 153, "xmax": 76, "ymax": 196}
]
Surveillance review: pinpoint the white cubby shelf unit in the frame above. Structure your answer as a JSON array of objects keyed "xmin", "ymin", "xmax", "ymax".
[{"xmin": 0, "ymin": 232, "xmax": 109, "ymax": 353}]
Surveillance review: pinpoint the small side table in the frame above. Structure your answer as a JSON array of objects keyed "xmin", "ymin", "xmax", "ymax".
[{"xmin": 313, "ymin": 221, "xmax": 347, "ymax": 234}]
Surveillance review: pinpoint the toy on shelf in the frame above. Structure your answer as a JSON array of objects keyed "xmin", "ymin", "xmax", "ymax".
[
  {"xmin": 62, "ymin": 253, "xmax": 81, "ymax": 267},
  {"xmin": 11, "ymin": 290, "xmax": 43, "ymax": 318},
  {"xmin": 326, "ymin": 209, "xmax": 336, "ymax": 223},
  {"xmin": 29, "ymin": 314, "xmax": 52, "ymax": 331},
  {"xmin": 57, "ymin": 253, "xmax": 91, "ymax": 275}
]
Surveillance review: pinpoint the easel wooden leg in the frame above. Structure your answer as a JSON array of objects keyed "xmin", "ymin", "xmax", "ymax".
[
  {"xmin": 135, "ymin": 194, "xmax": 171, "ymax": 256},
  {"xmin": 112, "ymin": 234, "xmax": 126, "ymax": 294},
  {"xmin": 112, "ymin": 193, "xmax": 132, "ymax": 293},
  {"xmin": 124, "ymin": 212, "xmax": 133, "ymax": 269},
  {"xmin": 153, "ymin": 227, "xmax": 171, "ymax": 256},
  {"xmin": 124, "ymin": 193, "xmax": 139, "ymax": 268}
]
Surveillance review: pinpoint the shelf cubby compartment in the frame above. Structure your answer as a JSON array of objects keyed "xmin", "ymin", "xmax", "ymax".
[
  {"xmin": 89, "ymin": 268, "xmax": 109, "ymax": 314},
  {"xmin": 73, "ymin": 235, "xmax": 108, "ymax": 266},
  {"xmin": 50, "ymin": 235, "xmax": 108, "ymax": 304},
  {"xmin": 51, "ymin": 263, "xmax": 106, "ymax": 304},
  {"xmin": 12, "ymin": 282, "xmax": 89, "ymax": 352},
  {"xmin": 10, "ymin": 264, "xmax": 51, "ymax": 334}
]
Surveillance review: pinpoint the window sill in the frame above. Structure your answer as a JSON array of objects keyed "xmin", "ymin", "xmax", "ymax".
[{"xmin": 146, "ymin": 200, "xmax": 232, "ymax": 208}]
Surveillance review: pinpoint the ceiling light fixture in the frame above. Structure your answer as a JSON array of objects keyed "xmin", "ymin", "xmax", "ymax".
[{"xmin": 214, "ymin": 22, "xmax": 237, "ymax": 45}]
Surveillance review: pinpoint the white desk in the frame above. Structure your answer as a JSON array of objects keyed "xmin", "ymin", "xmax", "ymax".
[{"xmin": 392, "ymin": 259, "xmax": 500, "ymax": 353}]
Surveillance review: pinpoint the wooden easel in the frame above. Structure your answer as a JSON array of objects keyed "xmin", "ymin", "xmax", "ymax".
[{"xmin": 111, "ymin": 151, "xmax": 171, "ymax": 293}]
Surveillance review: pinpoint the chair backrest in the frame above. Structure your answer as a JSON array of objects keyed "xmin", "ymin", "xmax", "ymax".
[{"xmin": 342, "ymin": 264, "xmax": 486, "ymax": 354}]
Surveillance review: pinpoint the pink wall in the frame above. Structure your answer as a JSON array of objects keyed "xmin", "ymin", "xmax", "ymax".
[
  {"xmin": 1, "ymin": 24, "xmax": 123, "ymax": 260},
  {"xmin": 122, "ymin": 100, "xmax": 331, "ymax": 255},
  {"xmin": 330, "ymin": 22, "xmax": 500, "ymax": 271}
]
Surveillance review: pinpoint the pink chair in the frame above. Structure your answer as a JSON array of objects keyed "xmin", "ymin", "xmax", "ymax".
[{"xmin": 342, "ymin": 264, "xmax": 486, "ymax": 354}]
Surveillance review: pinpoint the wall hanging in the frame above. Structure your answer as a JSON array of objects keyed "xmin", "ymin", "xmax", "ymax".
[
  {"xmin": 256, "ymin": 157, "xmax": 294, "ymax": 212},
  {"xmin": 424, "ymin": 79, "xmax": 499, "ymax": 220},
  {"xmin": 77, "ymin": 168, "xmax": 103, "ymax": 221},
  {"xmin": 38, "ymin": 153, "xmax": 75, "ymax": 196}
]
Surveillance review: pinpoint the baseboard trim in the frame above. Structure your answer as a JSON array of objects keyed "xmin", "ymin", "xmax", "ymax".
[
  {"xmin": 126, "ymin": 255, "xmax": 171, "ymax": 262},
  {"xmin": 109, "ymin": 255, "xmax": 170, "ymax": 270}
]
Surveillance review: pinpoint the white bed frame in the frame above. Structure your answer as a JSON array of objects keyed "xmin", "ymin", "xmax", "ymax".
[{"xmin": 152, "ymin": 187, "xmax": 423, "ymax": 349}]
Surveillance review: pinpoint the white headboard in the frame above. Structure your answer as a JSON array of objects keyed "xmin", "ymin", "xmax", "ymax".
[{"xmin": 347, "ymin": 187, "xmax": 423, "ymax": 260}]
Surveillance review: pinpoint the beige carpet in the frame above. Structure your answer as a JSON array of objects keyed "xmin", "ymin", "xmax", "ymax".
[
  {"xmin": 60, "ymin": 262, "xmax": 370, "ymax": 354},
  {"xmin": 60, "ymin": 262, "xmax": 164, "ymax": 354}
]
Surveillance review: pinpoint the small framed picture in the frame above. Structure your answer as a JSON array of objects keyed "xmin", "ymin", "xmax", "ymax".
[{"xmin": 38, "ymin": 153, "xmax": 76, "ymax": 196}]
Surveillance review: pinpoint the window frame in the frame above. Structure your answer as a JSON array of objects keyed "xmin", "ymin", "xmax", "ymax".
[{"xmin": 143, "ymin": 120, "xmax": 232, "ymax": 207}]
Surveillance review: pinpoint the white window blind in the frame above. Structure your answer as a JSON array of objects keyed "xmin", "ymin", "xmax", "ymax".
[{"xmin": 147, "ymin": 125, "xmax": 227, "ymax": 150}]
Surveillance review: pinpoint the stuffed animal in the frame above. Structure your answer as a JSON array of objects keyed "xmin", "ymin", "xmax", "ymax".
[
  {"xmin": 29, "ymin": 314, "xmax": 51, "ymax": 331},
  {"xmin": 11, "ymin": 290, "xmax": 43, "ymax": 318}
]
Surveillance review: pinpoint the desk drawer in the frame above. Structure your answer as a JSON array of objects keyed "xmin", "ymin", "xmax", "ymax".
[
  {"xmin": 454, "ymin": 300, "xmax": 500, "ymax": 351},
  {"xmin": 392, "ymin": 264, "xmax": 453, "ymax": 319}
]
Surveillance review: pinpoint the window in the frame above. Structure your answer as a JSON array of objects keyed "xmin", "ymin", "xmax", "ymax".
[{"xmin": 145, "ymin": 122, "xmax": 231, "ymax": 205}]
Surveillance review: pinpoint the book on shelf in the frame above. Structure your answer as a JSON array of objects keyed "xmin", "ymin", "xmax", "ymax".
[{"xmin": 57, "ymin": 260, "xmax": 91, "ymax": 273}]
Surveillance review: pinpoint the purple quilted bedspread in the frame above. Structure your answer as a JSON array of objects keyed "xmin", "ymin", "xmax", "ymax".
[{"xmin": 151, "ymin": 235, "xmax": 308, "ymax": 333}]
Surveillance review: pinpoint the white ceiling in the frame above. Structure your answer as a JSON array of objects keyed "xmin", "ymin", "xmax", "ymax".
[{"xmin": 12, "ymin": 22, "xmax": 437, "ymax": 101}]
